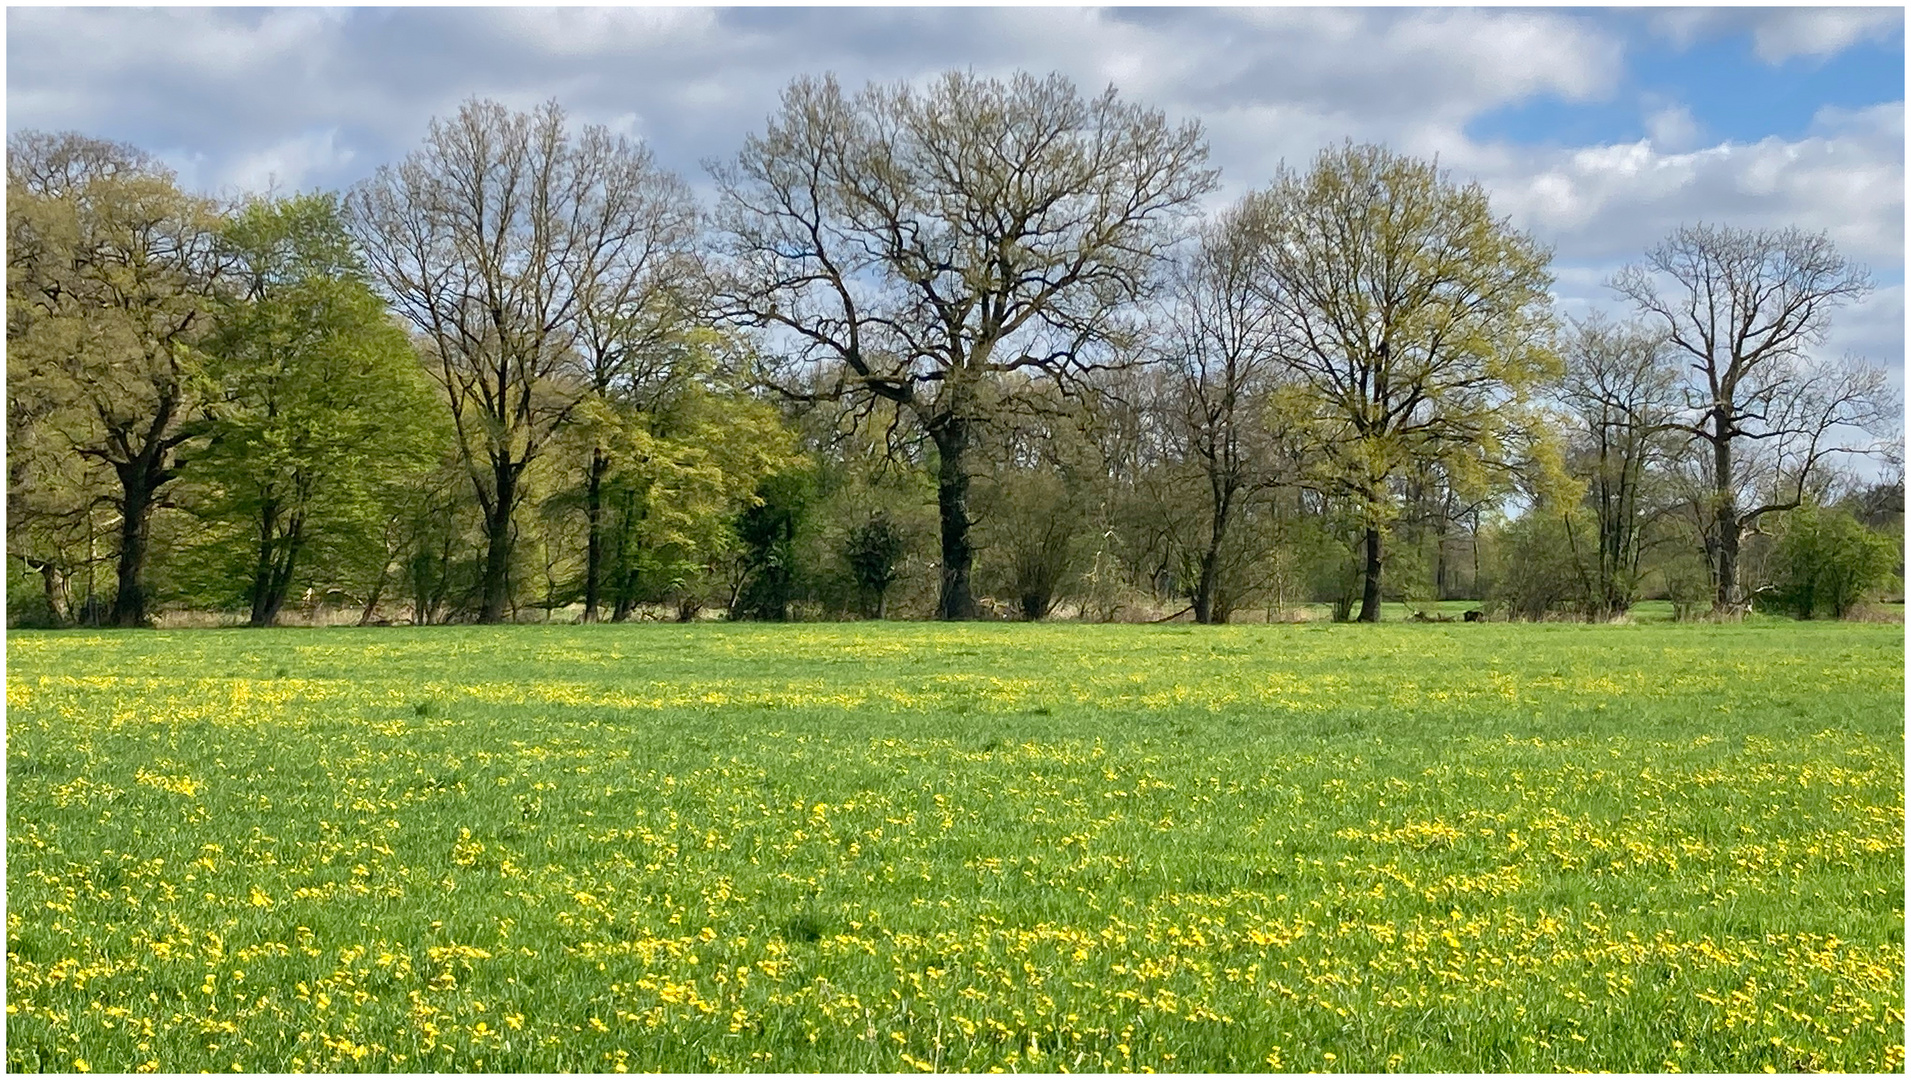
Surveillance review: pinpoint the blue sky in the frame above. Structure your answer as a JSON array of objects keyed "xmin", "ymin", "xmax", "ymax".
[
  {"xmin": 7, "ymin": 6, "xmax": 1904, "ymax": 382},
  {"xmin": 1471, "ymin": 16, "xmax": 1903, "ymax": 147}
]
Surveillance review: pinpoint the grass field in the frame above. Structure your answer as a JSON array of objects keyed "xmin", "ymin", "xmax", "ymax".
[{"xmin": 6, "ymin": 620, "xmax": 1903, "ymax": 1073}]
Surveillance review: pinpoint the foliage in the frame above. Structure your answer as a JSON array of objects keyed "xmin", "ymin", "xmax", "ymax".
[
  {"xmin": 186, "ymin": 192, "xmax": 444, "ymax": 625},
  {"xmin": 713, "ymin": 70, "xmax": 1216, "ymax": 618},
  {"xmin": 1760, "ymin": 505, "xmax": 1899, "ymax": 619},
  {"xmin": 1486, "ymin": 512, "xmax": 1586, "ymax": 620},
  {"xmin": 6, "ymin": 131, "xmax": 226, "ymax": 626},
  {"xmin": 1249, "ymin": 143, "xmax": 1559, "ymax": 621},
  {"xmin": 730, "ymin": 465, "xmax": 818, "ymax": 622},
  {"xmin": 1613, "ymin": 223, "xmax": 1888, "ymax": 612},
  {"xmin": 349, "ymin": 98, "xmax": 697, "ymax": 622},
  {"xmin": 841, "ymin": 513, "xmax": 909, "ymax": 618}
]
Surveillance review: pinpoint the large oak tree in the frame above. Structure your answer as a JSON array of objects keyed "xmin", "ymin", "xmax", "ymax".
[
  {"xmin": 711, "ymin": 70, "xmax": 1214, "ymax": 619},
  {"xmin": 1611, "ymin": 223, "xmax": 1886, "ymax": 612},
  {"xmin": 7, "ymin": 132, "xmax": 226, "ymax": 627}
]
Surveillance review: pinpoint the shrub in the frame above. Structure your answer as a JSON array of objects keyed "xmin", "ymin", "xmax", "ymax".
[{"xmin": 1761, "ymin": 506, "xmax": 1899, "ymax": 619}]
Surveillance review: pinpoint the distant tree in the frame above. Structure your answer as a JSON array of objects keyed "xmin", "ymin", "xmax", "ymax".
[
  {"xmin": 1488, "ymin": 511, "xmax": 1582, "ymax": 621},
  {"xmin": 595, "ymin": 380, "xmax": 795, "ymax": 622},
  {"xmin": 712, "ymin": 70, "xmax": 1215, "ymax": 619},
  {"xmin": 7, "ymin": 131, "xmax": 226, "ymax": 626},
  {"xmin": 1556, "ymin": 315, "xmax": 1682, "ymax": 618},
  {"xmin": 842, "ymin": 513, "xmax": 908, "ymax": 618},
  {"xmin": 565, "ymin": 166, "xmax": 699, "ymax": 623},
  {"xmin": 1763, "ymin": 505, "xmax": 1897, "ymax": 619},
  {"xmin": 1155, "ymin": 201, "xmax": 1286, "ymax": 623},
  {"xmin": 1613, "ymin": 223, "xmax": 1888, "ymax": 613},
  {"xmin": 198, "ymin": 192, "xmax": 444, "ymax": 627},
  {"xmin": 350, "ymin": 99, "xmax": 688, "ymax": 623},
  {"xmin": 730, "ymin": 466, "xmax": 815, "ymax": 621},
  {"xmin": 1250, "ymin": 143, "xmax": 1557, "ymax": 622}
]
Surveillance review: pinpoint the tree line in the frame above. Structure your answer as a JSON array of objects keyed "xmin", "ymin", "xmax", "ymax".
[{"xmin": 8, "ymin": 71, "xmax": 1901, "ymax": 629}]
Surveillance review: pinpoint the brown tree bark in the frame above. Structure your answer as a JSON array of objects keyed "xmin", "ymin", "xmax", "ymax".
[
  {"xmin": 1357, "ymin": 526, "xmax": 1384, "ymax": 623},
  {"xmin": 582, "ymin": 448, "xmax": 609, "ymax": 623},
  {"xmin": 932, "ymin": 418, "xmax": 979, "ymax": 621},
  {"xmin": 477, "ymin": 458, "xmax": 523, "ymax": 624}
]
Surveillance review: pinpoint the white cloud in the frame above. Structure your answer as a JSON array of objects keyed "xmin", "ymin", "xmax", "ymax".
[
  {"xmin": 1646, "ymin": 104, "xmax": 1702, "ymax": 152},
  {"xmin": 1477, "ymin": 102, "xmax": 1903, "ymax": 267},
  {"xmin": 1646, "ymin": 7, "xmax": 1902, "ymax": 65},
  {"xmin": 1750, "ymin": 8, "xmax": 1902, "ymax": 64},
  {"xmin": 217, "ymin": 129, "xmax": 357, "ymax": 196}
]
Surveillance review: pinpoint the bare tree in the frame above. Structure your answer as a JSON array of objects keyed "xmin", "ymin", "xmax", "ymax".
[
  {"xmin": 1154, "ymin": 201, "xmax": 1286, "ymax": 623},
  {"xmin": 568, "ymin": 168, "xmax": 699, "ymax": 623},
  {"xmin": 711, "ymin": 71, "xmax": 1215, "ymax": 619},
  {"xmin": 1612, "ymin": 223, "xmax": 1887, "ymax": 612},
  {"xmin": 350, "ymin": 99, "xmax": 692, "ymax": 623},
  {"xmin": 1555, "ymin": 314, "xmax": 1682, "ymax": 618}
]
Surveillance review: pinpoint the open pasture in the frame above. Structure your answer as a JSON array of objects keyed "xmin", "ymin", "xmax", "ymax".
[{"xmin": 6, "ymin": 621, "xmax": 1903, "ymax": 1072}]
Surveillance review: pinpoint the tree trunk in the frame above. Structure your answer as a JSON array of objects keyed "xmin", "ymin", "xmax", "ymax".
[
  {"xmin": 478, "ymin": 459, "xmax": 521, "ymax": 624},
  {"xmin": 359, "ymin": 559, "xmax": 392, "ymax": 626},
  {"xmin": 1192, "ymin": 551, "xmax": 1218, "ymax": 624},
  {"xmin": 1711, "ymin": 426, "xmax": 1740, "ymax": 612},
  {"xmin": 582, "ymin": 448, "xmax": 608, "ymax": 623},
  {"xmin": 260, "ymin": 519, "xmax": 305, "ymax": 628},
  {"xmin": 24, "ymin": 556, "xmax": 71, "ymax": 625},
  {"xmin": 931, "ymin": 418, "xmax": 979, "ymax": 620},
  {"xmin": 110, "ymin": 464, "xmax": 160, "ymax": 628},
  {"xmin": 1356, "ymin": 525, "xmax": 1384, "ymax": 623},
  {"xmin": 1193, "ymin": 486, "xmax": 1233, "ymax": 625},
  {"xmin": 248, "ymin": 499, "xmax": 281, "ymax": 627}
]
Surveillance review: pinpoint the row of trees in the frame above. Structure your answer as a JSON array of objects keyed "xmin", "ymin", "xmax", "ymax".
[{"xmin": 8, "ymin": 71, "xmax": 1900, "ymax": 628}]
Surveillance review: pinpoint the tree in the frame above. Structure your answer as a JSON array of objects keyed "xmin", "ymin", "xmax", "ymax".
[
  {"xmin": 1763, "ymin": 505, "xmax": 1897, "ymax": 619},
  {"xmin": 1612, "ymin": 223, "xmax": 1887, "ymax": 613},
  {"xmin": 565, "ymin": 168, "xmax": 698, "ymax": 623},
  {"xmin": 7, "ymin": 131, "xmax": 225, "ymax": 627},
  {"xmin": 730, "ymin": 466, "xmax": 815, "ymax": 621},
  {"xmin": 349, "ymin": 99, "xmax": 688, "ymax": 623},
  {"xmin": 1555, "ymin": 314, "xmax": 1681, "ymax": 618},
  {"xmin": 198, "ymin": 192, "xmax": 444, "ymax": 626},
  {"xmin": 1154, "ymin": 201, "xmax": 1286, "ymax": 623},
  {"xmin": 842, "ymin": 512, "xmax": 908, "ymax": 618},
  {"xmin": 1249, "ymin": 143, "xmax": 1556, "ymax": 621},
  {"xmin": 712, "ymin": 70, "xmax": 1215, "ymax": 619}
]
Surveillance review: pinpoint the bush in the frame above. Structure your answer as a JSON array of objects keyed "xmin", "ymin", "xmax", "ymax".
[
  {"xmin": 1486, "ymin": 513, "xmax": 1584, "ymax": 620},
  {"xmin": 1760, "ymin": 506, "xmax": 1899, "ymax": 620},
  {"xmin": 842, "ymin": 513, "xmax": 909, "ymax": 618}
]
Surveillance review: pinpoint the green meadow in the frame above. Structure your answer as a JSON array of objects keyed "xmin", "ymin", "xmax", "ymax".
[{"xmin": 6, "ymin": 620, "xmax": 1903, "ymax": 1072}]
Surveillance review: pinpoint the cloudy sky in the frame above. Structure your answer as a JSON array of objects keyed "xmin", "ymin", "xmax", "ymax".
[{"xmin": 8, "ymin": 5, "xmax": 1904, "ymax": 383}]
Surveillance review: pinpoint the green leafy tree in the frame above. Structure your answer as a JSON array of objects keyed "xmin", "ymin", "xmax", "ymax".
[
  {"xmin": 843, "ymin": 513, "xmax": 908, "ymax": 618},
  {"xmin": 197, "ymin": 193, "xmax": 444, "ymax": 626},
  {"xmin": 730, "ymin": 466, "xmax": 816, "ymax": 622},
  {"xmin": 1250, "ymin": 143, "xmax": 1557, "ymax": 622},
  {"xmin": 7, "ymin": 131, "xmax": 226, "ymax": 626},
  {"xmin": 595, "ymin": 383, "xmax": 797, "ymax": 622}
]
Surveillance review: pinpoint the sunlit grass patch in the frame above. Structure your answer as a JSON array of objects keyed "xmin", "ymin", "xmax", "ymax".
[{"xmin": 6, "ymin": 621, "xmax": 1903, "ymax": 1072}]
